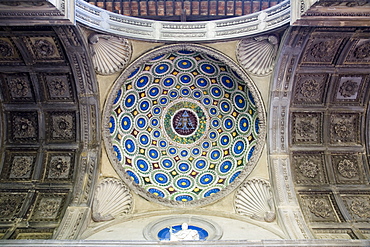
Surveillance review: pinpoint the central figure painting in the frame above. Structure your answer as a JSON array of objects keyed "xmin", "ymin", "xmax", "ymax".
[{"xmin": 104, "ymin": 44, "xmax": 266, "ymax": 207}]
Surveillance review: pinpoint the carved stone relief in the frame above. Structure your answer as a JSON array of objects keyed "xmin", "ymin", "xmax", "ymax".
[
  {"xmin": 0, "ymin": 38, "xmax": 14, "ymax": 57},
  {"xmin": 292, "ymin": 112, "xmax": 322, "ymax": 144},
  {"xmin": 7, "ymin": 75, "xmax": 33, "ymax": 101},
  {"xmin": 88, "ymin": 33, "xmax": 132, "ymax": 75},
  {"xmin": 313, "ymin": 229, "xmax": 356, "ymax": 240},
  {"xmin": 31, "ymin": 194, "xmax": 66, "ymax": 221},
  {"xmin": 46, "ymin": 112, "xmax": 76, "ymax": 142},
  {"xmin": 92, "ymin": 178, "xmax": 133, "ymax": 222},
  {"xmin": 293, "ymin": 74, "xmax": 327, "ymax": 104},
  {"xmin": 315, "ymin": 1, "xmax": 370, "ymax": 7},
  {"xmin": 9, "ymin": 111, "xmax": 38, "ymax": 143},
  {"xmin": 27, "ymin": 37, "xmax": 63, "ymax": 61},
  {"xmin": 301, "ymin": 35, "xmax": 344, "ymax": 64},
  {"xmin": 333, "ymin": 75, "xmax": 365, "ymax": 103},
  {"xmin": 42, "ymin": 74, "xmax": 74, "ymax": 101},
  {"xmin": 344, "ymin": 39, "xmax": 370, "ymax": 64},
  {"xmin": 0, "ymin": 194, "xmax": 26, "ymax": 222},
  {"xmin": 331, "ymin": 154, "xmax": 364, "ymax": 184},
  {"xmin": 236, "ymin": 35, "xmax": 279, "ymax": 76},
  {"xmin": 14, "ymin": 229, "xmax": 54, "ymax": 240},
  {"xmin": 292, "ymin": 153, "xmax": 327, "ymax": 185},
  {"xmin": 342, "ymin": 195, "xmax": 370, "ymax": 222},
  {"xmin": 9, "ymin": 155, "xmax": 35, "ymax": 179},
  {"xmin": 329, "ymin": 113, "xmax": 359, "ymax": 144},
  {"xmin": 234, "ymin": 179, "xmax": 276, "ymax": 223},
  {"xmin": 0, "ymin": 38, "xmax": 21, "ymax": 62},
  {"xmin": 300, "ymin": 194, "xmax": 341, "ymax": 223},
  {"xmin": 46, "ymin": 152, "xmax": 74, "ymax": 180}
]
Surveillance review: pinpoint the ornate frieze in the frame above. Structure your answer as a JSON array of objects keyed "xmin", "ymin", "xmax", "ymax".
[
  {"xmin": 14, "ymin": 229, "xmax": 54, "ymax": 240},
  {"xmin": 292, "ymin": 112, "xmax": 322, "ymax": 144},
  {"xmin": 76, "ymin": 0, "xmax": 290, "ymax": 42},
  {"xmin": 292, "ymin": 152, "xmax": 327, "ymax": 185},
  {"xmin": 329, "ymin": 113, "xmax": 360, "ymax": 145},
  {"xmin": 313, "ymin": 229, "xmax": 356, "ymax": 240},
  {"xmin": 293, "ymin": 74, "xmax": 327, "ymax": 105},
  {"xmin": 92, "ymin": 178, "xmax": 132, "ymax": 222}
]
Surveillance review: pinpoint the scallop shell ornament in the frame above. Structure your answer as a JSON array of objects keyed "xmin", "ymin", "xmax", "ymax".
[
  {"xmin": 92, "ymin": 178, "xmax": 133, "ymax": 222},
  {"xmin": 234, "ymin": 179, "xmax": 276, "ymax": 223},
  {"xmin": 89, "ymin": 34, "xmax": 131, "ymax": 75},
  {"xmin": 237, "ymin": 35, "xmax": 279, "ymax": 76}
]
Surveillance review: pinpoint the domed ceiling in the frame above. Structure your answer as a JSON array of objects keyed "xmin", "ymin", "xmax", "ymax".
[{"xmin": 103, "ymin": 44, "xmax": 266, "ymax": 207}]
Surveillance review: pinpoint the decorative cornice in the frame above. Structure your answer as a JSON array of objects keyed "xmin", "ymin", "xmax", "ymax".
[
  {"xmin": 0, "ymin": 0, "xmax": 75, "ymax": 25},
  {"xmin": 76, "ymin": 0, "xmax": 290, "ymax": 42}
]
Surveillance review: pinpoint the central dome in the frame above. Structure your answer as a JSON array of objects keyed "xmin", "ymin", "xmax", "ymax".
[{"xmin": 103, "ymin": 44, "xmax": 266, "ymax": 207}]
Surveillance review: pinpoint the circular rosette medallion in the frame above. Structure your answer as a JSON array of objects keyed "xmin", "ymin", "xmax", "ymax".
[
  {"xmin": 103, "ymin": 44, "xmax": 266, "ymax": 207},
  {"xmin": 162, "ymin": 99, "xmax": 208, "ymax": 147}
]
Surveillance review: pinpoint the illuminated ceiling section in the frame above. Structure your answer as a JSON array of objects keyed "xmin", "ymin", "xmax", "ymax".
[{"xmin": 103, "ymin": 44, "xmax": 266, "ymax": 207}]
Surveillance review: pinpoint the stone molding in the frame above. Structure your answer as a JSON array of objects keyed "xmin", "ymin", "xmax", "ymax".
[
  {"xmin": 76, "ymin": 0, "xmax": 290, "ymax": 42},
  {"xmin": 0, "ymin": 0, "xmax": 75, "ymax": 25},
  {"xmin": 0, "ymin": 239, "xmax": 369, "ymax": 246}
]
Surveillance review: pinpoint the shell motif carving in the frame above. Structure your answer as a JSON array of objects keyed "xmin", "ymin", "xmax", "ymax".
[
  {"xmin": 234, "ymin": 179, "xmax": 276, "ymax": 223},
  {"xmin": 88, "ymin": 34, "xmax": 131, "ymax": 75},
  {"xmin": 92, "ymin": 178, "xmax": 133, "ymax": 222},
  {"xmin": 237, "ymin": 35, "xmax": 279, "ymax": 76}
]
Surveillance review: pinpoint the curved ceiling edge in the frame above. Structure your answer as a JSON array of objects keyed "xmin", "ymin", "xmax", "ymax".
[
  {"xmin": 268, "ymin": 26, "xmax": 313, "ymax": 239},
  {"xmin": 52, "ymin": 25, "xmax": 101, "ymax": 240},
  {"xmin": 76, "ymin": 0, "xmax": 290, "ymax": 42}
]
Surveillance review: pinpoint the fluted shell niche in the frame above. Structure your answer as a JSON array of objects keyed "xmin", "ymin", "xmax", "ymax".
[{"xmin": 103, "ymin": 44, "xmax": 266, "ymax": 207}]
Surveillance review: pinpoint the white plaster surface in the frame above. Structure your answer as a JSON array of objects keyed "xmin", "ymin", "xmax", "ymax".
[{"xmin": 86, "ymin": 215, "xmax": 282, "ymax": 240}]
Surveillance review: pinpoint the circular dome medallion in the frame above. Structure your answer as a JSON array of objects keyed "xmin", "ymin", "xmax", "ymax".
[
  {"xmin": 162, "ymin": 99, "xmax": 208, "ymax": 147},
  {"xmin": 103, "ymin": 44, "xmax": 266, "ymax": 207}
]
